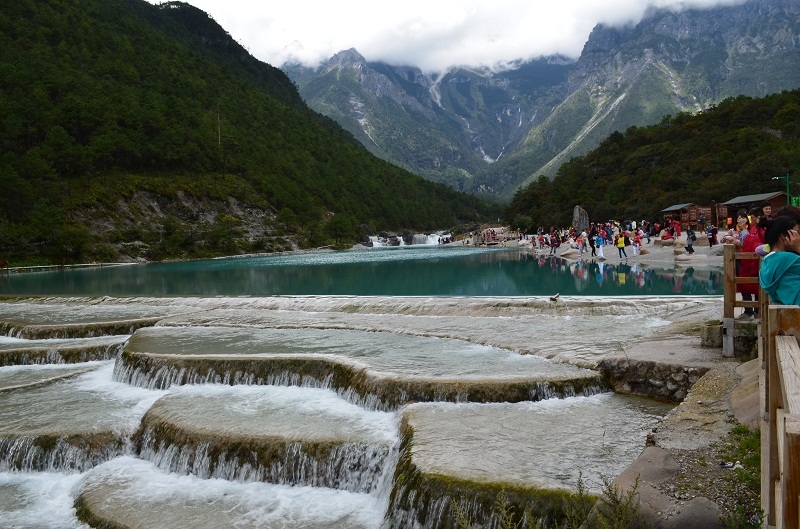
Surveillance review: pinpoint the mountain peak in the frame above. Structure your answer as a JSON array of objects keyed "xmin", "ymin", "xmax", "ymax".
[
  {"xmin": 287, "ymin": 0, "xmax": 800, "ymax": 200},
  {"xmin": 325, "ymin": 48, "xmax": 367, "ymax": 70}
]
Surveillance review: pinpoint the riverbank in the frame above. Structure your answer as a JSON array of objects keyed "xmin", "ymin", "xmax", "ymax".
[
  {"xmin": 612, "ymin": 357, "xmax": 759, "ymax": 529},
  {"xmin": 447, "ymin": 230, "xmax": 725, "ymax": 270}
]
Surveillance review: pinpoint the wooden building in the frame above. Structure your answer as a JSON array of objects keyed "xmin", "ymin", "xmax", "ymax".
[
  {"xmin": 660, "ymin": 203, "xmax": 725, "ymax": 228},
  {"xmin": 723, "ymin": 191, "xmax": 788, "ymax": 214}
]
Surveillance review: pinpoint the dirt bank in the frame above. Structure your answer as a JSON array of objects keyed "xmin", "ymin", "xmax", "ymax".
[{"xmin": 613, "ymin": 357, "xmax": 759, "ymax": 528}]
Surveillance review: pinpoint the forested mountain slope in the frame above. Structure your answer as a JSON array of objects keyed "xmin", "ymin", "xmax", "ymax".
[
  {"xmin": 503, "ymin": 89, "xmax": 800, "ymax": 230},
  {"xmin": 287, "ymin": 0, "xmax": 800, "ymax": 201},
  {"xmin": 0, "ymin": 0, "xmax": 495, "ymax": 264}
]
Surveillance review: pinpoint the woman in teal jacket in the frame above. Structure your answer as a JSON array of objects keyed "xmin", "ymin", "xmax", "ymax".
[{"xmin": 759, "ymin": 216, "xmax": 800, "ymax": 306}]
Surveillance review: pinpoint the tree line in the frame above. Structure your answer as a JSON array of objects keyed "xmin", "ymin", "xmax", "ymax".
[{"xmin": 504, "ymin": 89, "xmax": 800, "ymax": 230}]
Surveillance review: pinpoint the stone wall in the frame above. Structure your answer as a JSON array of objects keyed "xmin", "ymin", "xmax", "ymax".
[{"xmin": 597, "ymin": 358, "xmax": 709, "ymax": 402}]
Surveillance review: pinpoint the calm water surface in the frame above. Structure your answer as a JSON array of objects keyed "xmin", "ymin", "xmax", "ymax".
[{"xmin": 0, "ymin": 246, "xmax": 722, "ymax": 297}]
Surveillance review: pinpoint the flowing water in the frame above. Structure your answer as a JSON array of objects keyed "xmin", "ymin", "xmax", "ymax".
[{"xmin": 0, "ymin": 248, "xmax": 723, "ymax": 528}]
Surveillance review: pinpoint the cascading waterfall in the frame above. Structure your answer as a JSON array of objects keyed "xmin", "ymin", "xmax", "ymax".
[
  {"xmin": 0, "ymin": 435, "xmax": 126, "ymax": 473},
  {"xmin": 113, "ymin": 358, "xmax": 336, "ymax": 393},
  {"xmin": 112, "ymin": 350, "xmax": 610, "ymax": 412},
  {"xmin": 0, "ymin": 341, "xmax": 127, "ymax": 366},
  {"xmin": 137, "ymin": 427, "xmax": 397, "ymax": 494},
  {"xmin": 0, "ymin": 292, "xmax": 702, "ymax": 528}
]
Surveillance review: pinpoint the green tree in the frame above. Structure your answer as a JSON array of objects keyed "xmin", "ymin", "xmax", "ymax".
[{"xmin": 324, "ymin": 214, "xmax": 357, "ymax": 247}]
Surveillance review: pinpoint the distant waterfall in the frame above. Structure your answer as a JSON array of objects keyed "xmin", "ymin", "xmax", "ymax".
[{"xmin": 368, "ymin": 233, "xmax": 449, "ymax": 246}]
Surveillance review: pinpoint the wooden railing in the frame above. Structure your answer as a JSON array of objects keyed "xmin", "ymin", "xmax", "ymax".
[
  {"xmin": 722, "ymin": 244, "xmax": 760, "ymax": 356},
  {"xmin": 761, "ymin": 303, "xmax": 800, "ymax": 528},
  {"xmin": 722, "ymin": 241, "xmax": 800, "ymax": 526}
]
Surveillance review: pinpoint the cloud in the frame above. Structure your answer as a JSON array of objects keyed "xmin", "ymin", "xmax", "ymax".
[{"xmin": 158, "ymin": 0, "xmax": 750, "ymax": 73}]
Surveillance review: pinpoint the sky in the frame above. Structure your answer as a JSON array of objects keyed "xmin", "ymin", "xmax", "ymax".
[{"xmin": 156, "ymin": 0, "xmax": 749, "ymax": 73}]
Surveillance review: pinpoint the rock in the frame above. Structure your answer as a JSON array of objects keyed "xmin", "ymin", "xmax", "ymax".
[
  {"xmin": 664, "ymin": 497, "xmax": 723, "ymax": 529},
  {"xmin": 613, "ymin": 447, "xmax": 724, "ymax": 529}
]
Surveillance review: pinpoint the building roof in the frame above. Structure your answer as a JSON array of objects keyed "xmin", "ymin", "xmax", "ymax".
[
  {"xmin": 661, "ymin": 203, "xmax": 696, "ymax": 212},
  {"xmin": 722, "ymin": 192, "xmax": 785, "ymax": 205}
]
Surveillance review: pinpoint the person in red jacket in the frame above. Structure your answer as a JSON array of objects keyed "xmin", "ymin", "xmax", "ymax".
[{"xmin": 737, "ymin": 206, "xmax": 766, "ymax": 319}]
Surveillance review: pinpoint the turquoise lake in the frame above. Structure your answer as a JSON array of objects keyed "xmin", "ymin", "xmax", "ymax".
[{"xmin": 0, "ymin": 246, "xmax": 722, "ymax": 296}]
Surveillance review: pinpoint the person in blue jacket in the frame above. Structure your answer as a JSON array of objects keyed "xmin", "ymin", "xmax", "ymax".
[{"xmin": 759, "ymin": 215, "xmax": 800, "ymax": 306}]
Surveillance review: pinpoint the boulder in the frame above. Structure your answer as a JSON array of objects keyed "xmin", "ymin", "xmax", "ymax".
[{"xmin": 613, "ymin": 446, "xmax": 724, "ymax": 529}]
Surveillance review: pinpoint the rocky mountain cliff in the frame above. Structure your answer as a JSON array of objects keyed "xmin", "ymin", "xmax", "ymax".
[{"xmin": 284, "ymin": 0, "xmax": 800, "ymax": 201}]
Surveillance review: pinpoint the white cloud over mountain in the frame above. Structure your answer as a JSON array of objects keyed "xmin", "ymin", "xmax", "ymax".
[{"xmin": 158, "ymin": 0, "xmax": 749, "ymax": 73}]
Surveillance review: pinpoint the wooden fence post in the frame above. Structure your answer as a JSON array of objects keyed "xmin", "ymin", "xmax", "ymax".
[{"xmin": 723, "ymin": 244, "xmax": 736, "ymax": 356}]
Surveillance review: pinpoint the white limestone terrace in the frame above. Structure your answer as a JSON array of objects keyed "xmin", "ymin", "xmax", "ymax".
[
  {"xmin": 76, "ymin": 457, "xmax": 385, "ymax": 529},
  {"xmin": 0, "ymin": 362, "xmax": 161, "ymax": 438},
  {"xmin": 0, "ymin": 335, "xmax": 129, "ymax": 365},
  {"xmin": 404, "ymin": 394, "xmax": 673, "ymax": 493},
  {"xmin": 0, "ymin": 362, "xmax": 100, "ymax": 392},
  {"xmin": 0, "ymin": 362, "xmax": 165, "ymax": 472},
  {"xmin": 122, "ymin": 325, "xmax": 591, "ymax": 382},
  {"xmin": 0, "ymin": 297, "xmax": 203, "ymax": 325},
  {"xmin": 0, "ymin": 295, "xmax": 730, "ymax": 527},
  {"xmin": 142, "ymin": 295, "xmax": 723, "ymax": 369},
  {"xmin": 0, "ymin": 294, "xmax": 725, "ymax": 370},
  {"xmin": 136, "ymin": 384, "xmax": 399, "ymax": 493}
]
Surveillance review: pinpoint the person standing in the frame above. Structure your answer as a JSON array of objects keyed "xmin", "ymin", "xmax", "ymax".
[
  {"xmin": 616, "ymin": 233, "xmax": 628, "ymax": 260},
  {"xmin": 723, "ymin": 210, "xmax": 754, "ymax": 319},
  {"xmin": 738, "ymin": 207, "xmax": 765, "ymax": 318},
  {"xmin": 685, "ymin": 226, "xmax": 696, "ymax": 254}
]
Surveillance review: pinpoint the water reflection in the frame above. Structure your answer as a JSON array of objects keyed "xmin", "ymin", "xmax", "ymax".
[
  {"xmin": 516, "ymin": 255, "xmax": 721, "ymax": 296},
  {"xmin": 0, "ymin": 248, "xmax": 723, "ymax": 297}
]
